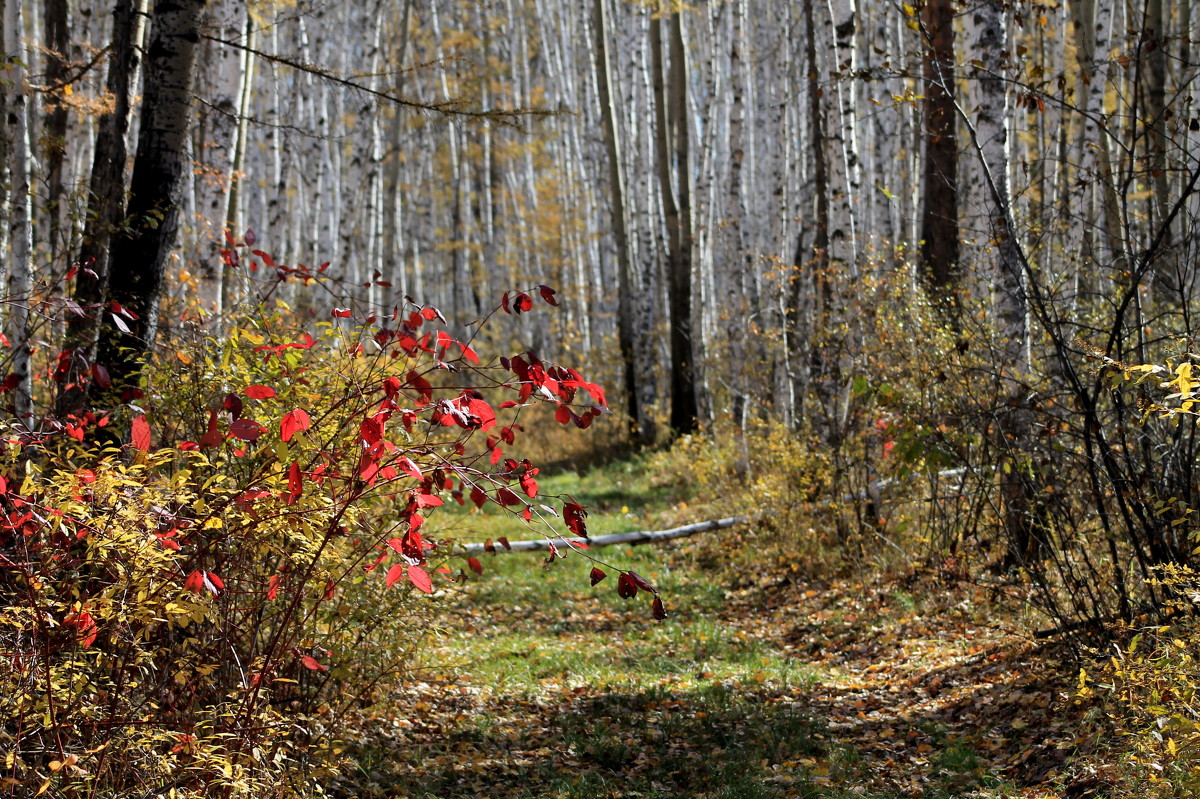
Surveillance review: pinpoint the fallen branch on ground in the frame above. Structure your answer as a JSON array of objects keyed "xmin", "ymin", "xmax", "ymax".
[{"xmin": 464, "ymin": 515, "xmax": 749, "ymax": 553}]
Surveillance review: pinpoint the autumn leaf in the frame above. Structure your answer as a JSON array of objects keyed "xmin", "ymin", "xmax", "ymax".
[
  {"xmin": 229, "ymin": 418, "xmax": 267, "ymax": 442},
  {"xmin": 130, "ymin": 415, "xmax": 151, "ymax": 451},
  {"xmin": 281, "ymin": 408, "xmax": 312, "ymax": 442},
  {"xmin": 285, "ymin": 461, "xmax": 303, "ymax": 505},
  {"xmin": 408, "ymin": 564, "xmax": 434, "ymax": 593}
]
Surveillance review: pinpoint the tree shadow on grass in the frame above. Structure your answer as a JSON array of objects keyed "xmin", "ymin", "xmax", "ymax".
[{"xmin": 332, "ymin": 680, "xmax": 834, "ymax": 799}]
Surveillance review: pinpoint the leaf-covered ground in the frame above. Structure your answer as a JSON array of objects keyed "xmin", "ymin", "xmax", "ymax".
[{"xmin": 329, "ymin": 462, "xmax": 1100, "ymax": 799}]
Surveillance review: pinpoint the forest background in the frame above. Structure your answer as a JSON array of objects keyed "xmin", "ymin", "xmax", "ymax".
[{"xmin": 5, "ymin": 0, "xmax": 1200, "ymax": 796}]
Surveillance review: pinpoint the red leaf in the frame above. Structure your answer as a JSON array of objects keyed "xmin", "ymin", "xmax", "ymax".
[
  {"xmin": 519, "ymin": 472, "xmax": 539, "ymax": 499},
  {"xmin": 244, "ymin": 227, "xmax": 257, "ymax": 246},
  {"xmin": 555, "ymin": 405, "xmax": 573, "ymax": 425},
  {"xmin": 413, "ymin": 492, "xmax": 443, "ymax": 508},
  {"xmin": 408, "ymin": 564, "xmax": 434, "ymax": 593},
  {"xmin": 184, "ymin": 571, "xmax": 206, "ymax": 593},
  {"xmin": 628, "ymin": 571, "xmax": 655, "ymax": 593},
  {"xmin": 223, "ymin": 392, "xmax": 243, "ymax": 420},
  {"xmin": 470, "ymin": 487, "xmax": 488, "ymax": 508},
  {"xmin": 385, "ymin": 563, "xmax": 405, "ymax": 588},
  {"xmin": 130, "ymin": 415, "xmax": 151, "ymax": 451},
  {"xmin": 281, "ymin": 408, "xmax": 312, "ymax": 442},
  {"xmin": 286, "ymin": 461, "xmax": 303, "ymax": 505},
  {"xmin": 64, "ymin": 611, "xmax": 97, "ymax": 647},
  {"xmin": 652, "ymin": 596, "xmax": 667, "ymax": 620},
  {"xmin": 229, "ymin": 418, "xmax": 266, "ymax": 442},
  {"xmin": 267, "ymin": 574, "xmax": 281, "ymax": 600},
  {"xmin": 513, "ymin": 292, "xmax": 533, "ymax": 313},
  {"xmin": 244, "ymin": 385, "xmax": 276, "ymax": 400},
  {"xmin": 617, "ymin": 573, "xmax": 638, "ymax": 599},
  {"xmin": 199, "ymin": 411, "xmax": 223, "ymax": 449},
  {"xmin": 407, "ymin": 371, "xmax": 433, "ymax": 406},
  {"xmin": 564, "ymin": 502, "xmax": 588, "ymax": 537},
  {"xmin": 331, "ymin": 308, "xmax": 352, "ymax": 318},
  {"xmin": 538, "ymin": 285, "xmax": 558, "ymax": 306},
  {"xmin": 109, "ymin": 301, "xmax": 136, "ymax": 320},
  {"xmin": 497, "ymin": 487, "xmax": 522, "ymax": 507},
  {"xmin": 91, "ymin": 363, "xmax": 111, "ymax": 390},
  {"xmin": 398, "ymin": 457, "xmax": 422, "ymax": 480},
  {"xmin": 484, "ymin": 538, "xmax": 495, "ymax": 554},
  {"xmin": 301, "ymin": 655, "xmax": 327, "ymax": 672},
  {"xmin": 467, "ymin": 556, "xmax": 483, "ymax": 575},
  {"xmin": 184, "ymin": 570, "xmax": 224, "ymax": 597},
  {"xmin": 498, "ymin": 536, "xmax": 511, "ymax": 551},
  {"xmin": 590, "ymin": 567, "xmax": 607, "ymax": 586}
]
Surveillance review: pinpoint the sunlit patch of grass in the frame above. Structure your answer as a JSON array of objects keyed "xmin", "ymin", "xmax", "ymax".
[{"xmin": 434, "ymin": 453, "xmax": 706, "ymax": 550}]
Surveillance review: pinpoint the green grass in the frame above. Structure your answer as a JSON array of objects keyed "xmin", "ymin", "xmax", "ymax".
[
  {"xmin": 435, "ymin": 452, "xmax": 709, "ymax": 547},
  {"xmin": 335, "ymin": 457, "xmax": 1039, "ymax": 799}
]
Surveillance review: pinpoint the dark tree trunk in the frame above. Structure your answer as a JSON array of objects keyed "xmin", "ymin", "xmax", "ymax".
[
  {"xmin": 57, "ymin": 0, "xmax": 141, "ymax": 415},
  {"xmin": 919, "ymin": 0, "xmax": 960, "ymax": 306},
  {"xmin": 44, "ymin": 0, "xmax": 71, "ymax": 261},
  {"xmin": 95, "ymin": 0, "xmax": 207, "ymax": 398},
  {"xmin": 652, "ymin": 11, "xmax": 699, "ymax": 435}
]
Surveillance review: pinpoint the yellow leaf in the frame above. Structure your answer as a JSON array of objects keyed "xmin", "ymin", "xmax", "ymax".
[{"xmin": 36, "ymin": 779, "xmax": 51, "ymax": 796}]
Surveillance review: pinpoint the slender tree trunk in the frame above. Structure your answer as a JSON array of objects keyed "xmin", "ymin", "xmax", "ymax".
[
  {"xmin": 967, "ymin": 0, "xmax": 1035, "ymax": 563},
  {"xmin": 96, "ymin": 0, "xmax": 207, "ymax": 396},
  {"xmin": 594, "ymin": 0, "xmax": 652, "ymax": 444},
  {"xmin": 652, "ymin": 9, "xmax": 699, "ymax": 434},
  {"xmin": 44, "ymin": 0, "xmax": 71, "ymax": 262},
  {"xmin": 1068, "ymin": 0, "xmax": 1113, "ymax": 304},
  {"xmin": 788, "ymin": 0, "xmax": 830, "ymax": 428},
  {"xmin": 221, "ymin": 13, "xmax": 256, "ymax": 316},
  {"xmin": 3, "ymin": 0, "xmax": 34, "ymax": 423},
  {"xmin": 195, "ymin": 0, "xmax": 246, "ymax": 314},
  {"xmin": 824, "ymin": 0, "xmax": 859, "ymax": 275},
  {"xmin": 382, "ymin": 0, "xmax": 413, "ymax": 304},
  {"xmin": 919, "ymin": 0, "xmax": 959, "ymax": 306},
  {"xmin": 57, "ymin": 0, "xmax": 142, "ymax": 415}
]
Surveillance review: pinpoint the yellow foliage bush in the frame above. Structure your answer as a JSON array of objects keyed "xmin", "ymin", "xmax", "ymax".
[{"xmin": 0, "ymin": 282, "xmax": 607, "ymax": 796}]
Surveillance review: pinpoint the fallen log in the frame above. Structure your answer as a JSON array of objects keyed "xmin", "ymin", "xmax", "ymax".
[{"xmin": 463, "ymin": 515, "xmax": 749, "ymax": 553}]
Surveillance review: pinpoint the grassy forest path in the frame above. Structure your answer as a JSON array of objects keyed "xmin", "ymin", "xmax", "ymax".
[{"xmin": 331, "ymin": 459, "xmax": 1094, "ymax": 799}]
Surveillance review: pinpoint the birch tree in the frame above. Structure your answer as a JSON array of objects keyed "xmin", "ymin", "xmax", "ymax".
[
  {"xmin": 2, "ymin": 0, "xmax": 33, "ymax": 422},
  {"xmin": 966, "ymin": 0, "xmax": 1035, "ymax": 562}
]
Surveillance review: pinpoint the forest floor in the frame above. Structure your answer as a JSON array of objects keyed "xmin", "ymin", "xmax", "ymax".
[{"xmin": 330, "ymin": 459, "xmax": 1113, "ymax": 799}]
